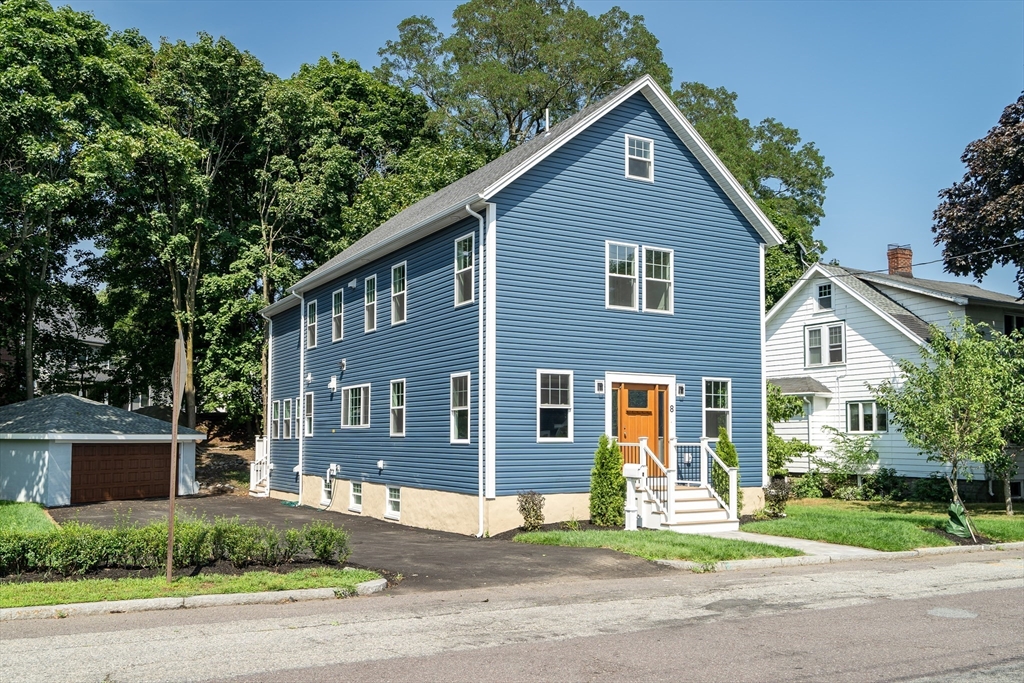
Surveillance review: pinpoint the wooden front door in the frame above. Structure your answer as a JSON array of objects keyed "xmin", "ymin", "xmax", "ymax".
[{"xmin": 613, "ymin": 383, "xmax": 668, "ymax": 471}]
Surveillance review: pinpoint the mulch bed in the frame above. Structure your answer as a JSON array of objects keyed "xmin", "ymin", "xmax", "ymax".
[
  {"xmin": 490, "ymin": 519, "xmax": 612, "ymax": 542},
  {"xmin": 924, "ymin": 528, "xmax": 995, "ymax": 546}
]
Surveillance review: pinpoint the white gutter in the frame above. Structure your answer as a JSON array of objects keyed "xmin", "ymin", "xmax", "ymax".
[{"xmin": 466, "ymin": 203, "xmax": 486, "ymax": 538}]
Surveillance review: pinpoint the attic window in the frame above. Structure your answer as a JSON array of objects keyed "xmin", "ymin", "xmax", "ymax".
[
  {"xmin": 817, "ymin": 283, "xmax": 832, "ymax": 310},
  {"xmin": 625, "ymin": 135, "xmax": 653, "ymax": 181}
]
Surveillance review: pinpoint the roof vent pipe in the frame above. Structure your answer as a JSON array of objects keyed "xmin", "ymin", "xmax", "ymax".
[{"xmin": 887, "ymin": 244, "xmax": 913, "ymax": 277}]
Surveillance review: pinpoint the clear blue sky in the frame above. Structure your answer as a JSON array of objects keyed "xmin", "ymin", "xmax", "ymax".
[{"xmin": 67, "ymin": 0, "xmax": 1024, "ymax": 294}]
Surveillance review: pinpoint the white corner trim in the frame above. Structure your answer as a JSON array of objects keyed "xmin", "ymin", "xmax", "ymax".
[
  {"xmin": 760, "ymin": 243, "xmax": 768, "ymax": 487},
  {"xmin": 485, "ymin": 202, "xmax": 497, "ymax": 499}
]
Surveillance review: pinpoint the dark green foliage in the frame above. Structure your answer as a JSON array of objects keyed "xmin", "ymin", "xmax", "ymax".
[
  {"xmin": 590, "ymin": 435, "xmax": 625, "ymax": 527},
  {"xmin": 763, "ymin": 480, "xmax": 792, "ymax": 518},
  {"xmin": 945, "ymin": 502, "xmax": 972, "ymax": 538},
  {"xmin": 791, "ymin": 471, "xmax": 825, "ymax": 499},
  {"xmin": 862, "ymin": 468, "xmax": 909, "ymax": 501},
  {"xmin": 0, "ymin": 517, "xmax": 351, "ymax": 576},
  {"xmin": 910, "ymin": 475, "xmax": 955, "ymax": 503},
  {"xmin": 517, "ymin": 491, "xmax": 546, "ymax": 531},
  {"xmin": 712, "ymin": 427, "xmax": 743, "ymax": 512}
]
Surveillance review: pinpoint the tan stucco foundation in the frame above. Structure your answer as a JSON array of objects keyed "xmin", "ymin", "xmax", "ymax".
[
  {"xmin": 268, "ymin": 489, "xmax": 298, "ymax": 503},
  {"xmin": 740, "ymin": 486, "xmax": 765, "ymax": 516}
]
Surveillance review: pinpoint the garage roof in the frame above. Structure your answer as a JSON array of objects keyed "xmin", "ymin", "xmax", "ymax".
[{"xmin": 0, "ymin": 394, "xmax": 205, "ymax": 441}]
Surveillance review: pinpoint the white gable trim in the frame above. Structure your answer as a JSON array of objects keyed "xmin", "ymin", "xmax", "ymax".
[
  {"xmin": 855, "ymin": 273, "xmax": 969, "ymax": 305},
  {"xmin": 481, "ymin": 75, "xmax": 784, "ymax": 247},
  {"xmin": 767, "ymin": 264, "xmax": 926, "ymax": 346}
]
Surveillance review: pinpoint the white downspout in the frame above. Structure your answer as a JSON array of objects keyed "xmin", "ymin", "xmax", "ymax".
[
  {"xmin": 298, "ymin": 293, "xmax": 306, "ymax": 506},
  {"xmin": 466, "ymin": 204, "xmax": 486, "ymax": 537}
]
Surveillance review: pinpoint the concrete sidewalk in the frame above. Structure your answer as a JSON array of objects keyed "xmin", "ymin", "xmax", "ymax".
[{"xmin": 708, "ymin": 530, "xmax": 885, "ymax": 559}]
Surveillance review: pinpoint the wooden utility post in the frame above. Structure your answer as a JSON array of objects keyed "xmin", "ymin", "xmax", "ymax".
[{"xmin": 167, "ymin": 335, "xmax": 186, "ymax": 582}]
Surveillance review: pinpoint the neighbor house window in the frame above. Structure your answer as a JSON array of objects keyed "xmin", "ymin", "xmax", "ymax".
[
  {"xmin": 537, "ymin": 371, "xmax": 572, "ymax": 441},
  {"xmin": 282, "ymin": 399, "xmax": 292, "ymax": 439},
  {"xmin": 848, "ymin": 401, "xmax": 888, "ymax": 433},
  {"xmin": 455, "ymin": 235, "xmax": 474, "ymax": 306},
  {"xmin": 817, "ymin": 283, "xmax": 832, "ymax": 309},
  {"xmin": 349, "ymin": 482, "xmax": 362, "ymax": 512},
  {"xmin": 364, "ymin": 276, "xmax": 376, "ymax": 332},
  {"xmin": 385, "ymin": 486, "xmax": 401, "ymax": 520},
  {"xmin": 703, "ymin": 379, "xmax": 731, "ymax": 439},
  {"xmin": 644, "ymin": 248, "xmax": 673, "ymax": 313},
  {"xmin": 304, "ymin": 392, "xmax": 314, "ymax": 436},
  {"xmin": 332, "ymin": 290, "xmax": 344, "ymax": 341},
  {"xmin": 391, "ymin": 262, "xmax": 407, "ymax": 325},
  {"xmin": 625, "ymin": 134, "xmax": 653, "ymax": 181},
  {"xmin": 341, "ymin": 384, "xmax": 370, "ymax": 427},
  {"xmin": 1006, "ymin": 315, "xmax": 1024, "ymax": 335},
  {"xmin": 306, "ymin": 301, "xmax": 317, "ymax": 348},
  {"xmin": 390, "ymin": 379, "xmax": 406, "ymax": 437},
  {"xmin": 806, "ymin": 323, "xmax": 845, "ymax": 366},
  {"xmin": 450, "ymin": 373, "xmax": 470, "ymax": 443},
  {"xmin": 606, "ymin": 242, "xmax": 637, "ymax": 310},
  {"xmin": 271, "ymin": 401, "xmax": 280, "ymax": 439}
]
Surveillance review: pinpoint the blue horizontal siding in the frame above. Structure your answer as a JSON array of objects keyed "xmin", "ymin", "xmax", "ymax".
[
  {"xmin": 492, "ymin": 93, "xmax": 765, "ymax": 495},
  {"xmin": 299, "ymin": 218, "xmax": 481, "ymax": 495},
  {"xmin": 268, "ymin": 305, "xmax": 300, "ymax": 493}
]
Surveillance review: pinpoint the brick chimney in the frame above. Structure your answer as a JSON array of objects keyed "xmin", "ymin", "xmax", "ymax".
[{"xmin": 887, "ymin": 244, "xmax": 913, "ymax": 277}]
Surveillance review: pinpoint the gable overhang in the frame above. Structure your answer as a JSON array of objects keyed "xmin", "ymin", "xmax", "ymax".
[
  {"xmin": 855, "ymin": 273, "xmax": 969, "ymax": 306},
  {"xmin": 766, "ymin": 263, "xmax": 926, "ymax": 346},
  {"xmin": 260, "ymin": 293, "xmax": 301, "ymax": 319}
]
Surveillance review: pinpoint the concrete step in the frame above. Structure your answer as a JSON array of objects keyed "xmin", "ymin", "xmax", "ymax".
[
  {"xmin": 664, "ymin": 519, "xmax": 739, "ymax": 534},
  {"xmin": 671, "ymin": 508, "xmax": 730, "ymax": 523},
  {"xmin": 673, "ymin": 497, "xmax": 723, "ymax": 512}
]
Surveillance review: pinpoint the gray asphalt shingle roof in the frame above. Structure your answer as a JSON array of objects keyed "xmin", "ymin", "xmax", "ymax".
[
  {"xmin": 851, "ymin": 269, "xmax": 1023, "ymax": 306},
  {"xmin": 0, "ymin": 394, "xmax": 203, "ymax": 437},
  {"xmin": 818, "ymin": 264, "xmax": 933, "ymax": 341},
  {"xmin": 769, "ymin": 376, "xmax": 832, "ymax": 395}
]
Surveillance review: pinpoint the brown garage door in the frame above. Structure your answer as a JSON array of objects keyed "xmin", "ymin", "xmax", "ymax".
[{"xmin": 71, "ymin": 443, "xmax": 171, "ymax": 504}]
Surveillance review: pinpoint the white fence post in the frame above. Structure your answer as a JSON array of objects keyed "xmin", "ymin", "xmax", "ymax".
[
  {"xmin": 699, "ymin": 437, "xmax": 709, "ymax": 487},
  {"xmin": 666, "ymin": 438, "xmax": 677, "ymax": 522}
]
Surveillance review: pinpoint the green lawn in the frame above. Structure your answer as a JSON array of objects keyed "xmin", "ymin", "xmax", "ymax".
[
  {"xmin": 742, "ymin": 500, "xmax": 1024, "ymax": 552},
  {"xmin": 513, "ymin": 529, "xmax": 802, "ymax": 563},
  {"xmin": 0, "ymin": 501, "xmax": 56, "ymax": 534},
  {"xmin": 0, "ymin": 567, "xmax": 380, "ymax": 608}
]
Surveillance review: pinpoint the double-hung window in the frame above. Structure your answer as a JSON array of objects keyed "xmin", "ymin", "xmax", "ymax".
[
  {"xmin": 703, "ymin": 379, "xmax": 731, "ymax": 439},
  {"xmin": 450, "ymin": 373, "xmax": 470, "ymax": 443},
  {"xmin": 391, "ymin": 263, "xmax": 407, "ymax": 325},
  {"xmin": 537, "ymin": 371, "xmax": 572, "ymax": 441},
  {"xmin": 848, "ymin": 401, "xmax": 888, "ymax": 432},
  {"xmin": 625, "ymin": 134, "xmax": 653, "ymax": 181},
  {"xmin": 306, "ymin": 301, "xmax": 317, "ymax": 348},
  {"xmin": 817, "ymin": 283, "xmax": 832, "ymax": 309},
  {"xmin": 271, "ymin": 401, "xmax": 280, "ymax": 439},
  {"xmin": 282, "ymin": 399, "xmax": 292, "ymax": 439},
  {"xmin": 390, "ymin": 379, "xmax": 405, "ymax": 437},
  {"xmin": 349, "ymin": 482, "xmax": 362, "ymax": 512},
  {"xmin": 304, "ymin": 392, "xmax": 314, "ymax": 436},
  {"xmin": 385, "ymin": 486, "xmax": 401, "ymax": 520},
  {"xmin": 332, "ymin": 290, "xmax": 344, "ymax": 341},
  {"xmin": 364, "ymin": 276, "xmax": 376, "ymax": 332},
  {"xmin": 341, "ymin": 384, "xmax": 370, "ymax": 427},
  {"xmin": 806, "ymin": 323, "xmax": 845, "ymax": 366},
  {"xmin": 644, "ymin": 248, "xmax": 673, "ymax": 313},
  {"xmin": 455, "ymin": 235, "xmax": 474, "ymax": 306},
  {"xmin": 606, "ymin": 242, "xmax": 637, "ymax": 309}
]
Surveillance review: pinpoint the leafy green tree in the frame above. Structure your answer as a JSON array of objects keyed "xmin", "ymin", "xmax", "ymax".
[
  {"xmin": 766, "ymin": 381, "xmax": 815, "ymax": 477},
  {"xmin": 673, "ymin": 83, "xmax": 833, "ymax": 308},
  {"xmin": 992, "ymin": 330, "xmax": 1024, "ymax": 514},
  {"xmin": 814, "ymin": 425, "xmax": 878, "ymax": 490},
  {"xmin": 379, "ymin": 0, "xmax": 672, "ymax": 157},
  {"xmin": 590, "ymin": 434, "xmax": 625, "ymax": 526},
  {"xmin": 932, "ymin": 93, "xmax": 1024, "ymax": 297},
  {"xmin": 874, "ymin": 319, "xmax": 1013, "ymax": 505}
]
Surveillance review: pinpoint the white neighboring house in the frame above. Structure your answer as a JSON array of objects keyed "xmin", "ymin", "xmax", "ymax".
[{"xmin": 765, "ymin": 245, "xmax": 1024, "ymax": 497}]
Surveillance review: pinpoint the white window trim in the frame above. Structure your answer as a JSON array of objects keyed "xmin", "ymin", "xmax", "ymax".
[
  {"xmin": 805, "ymin": 321, "xmax": 846, "ymax": 367},
  {"xmin": 624, "ymin": 133, "xmax": 655, "ymax": 182},
  {"xmin": 364, "ymin": 275, "xmax": 377, "ymax": 333},
  {"xmin": 391, "ymin": 261, "xmax": 408, "ymax": 326},
  {"xmin": 306, "ymin": 301, "xmax": 317, "ymax": 349},
  {"xmin": 282, "ymin": 399, "xmax": 292, "ymax": 440},
  {"xmin": 454, "ymin": 232, "xmax": 475, "ymax": 307},
  {"xmin": 390, "ymin": 378, "xmax": 406, "ymax": 437},
  {"xmin": 450, "ymin": 372, "xmax": 471, "ymax": 444},
  {"xmin": 331, "ymin": 288, "xmax": 344, "ymax": 342},
  {"xmin": 702, "ymin": 377, "xmax": 732, "ymax": 441},
  {"xmin": 304, "ymin": 392, "xmax": 314, "ymax": 437},
  {"xmin": 642, "ymin": 246, "xmax": 674, "ymax": 315},
  {"xmin": 847, "ymin": 401, "xmax": 888, "ymax": 433},
  {"xmin": 816, "ymin": 282, "xmax": 833, "ymax": 311},
  {"xmin": 385, "ymin": 486, "xmax": 401, "ymax": 520},
  {"xmin": 536, "ymin": 369, "xmax": 574, "ymax": 443},
  {"xmin": 271, "ymin": 400, "xmax": 280, "ymax": 439},
  {"xmin": 349, "ymin": 481, "xmax": 362, "ymax": 513},
  {"xmin": 340, "ymin": 383, "xmax": 371, "ymax": 428},
  {"xmin": 605, "ymin": 240, "xmax": 639, "ymax": 311}
]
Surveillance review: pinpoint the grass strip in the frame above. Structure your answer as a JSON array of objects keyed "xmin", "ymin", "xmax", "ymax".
[
  {"xmin": 513, "ymin": 529, "xmax": 802, "ymax": 563},
  {"xmin": 0, "ymin": 567, "xmax": 379, "ymax": 608},
  {"xmin": 0, "ymin": 501, "xmax": 55, "ymax": 534},
  {"xmin": 742, "ymin": 501, "xmax": 1024, "ymax": 551}
]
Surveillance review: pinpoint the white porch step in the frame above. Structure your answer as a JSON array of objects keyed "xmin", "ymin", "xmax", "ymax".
[
  {"xmin": 671, "ymin": 507, "xmax": 730, "ymax": 523},
  {"xmin": 664, "ymin": 519, "xmax": 739, "ymax": 534},
  {"xmin": 673, "ymin": 485, "xmax": 717, "ymax": 501}
]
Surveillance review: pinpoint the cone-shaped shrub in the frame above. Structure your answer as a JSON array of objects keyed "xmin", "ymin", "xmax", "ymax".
[
  {"xmin": 713, "ymin": 426, "xmax": 743, "ymax": 512},
  {"xmin": 590, "ymin": 434, "xmax": 626, "ymax": 526}
]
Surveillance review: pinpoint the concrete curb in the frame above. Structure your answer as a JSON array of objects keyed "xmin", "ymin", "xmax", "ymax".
[
  {"xmin": 0, "ymin": 578, "xmax": 387, "ymax": 622},
  {"xmin": 656, "ymin": 541, "xmax": 1024, "ymax": 573}
]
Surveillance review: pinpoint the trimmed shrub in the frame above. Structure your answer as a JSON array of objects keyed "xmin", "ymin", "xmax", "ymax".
[
  {"xmin": 590, "ymin": 434, "xmax": 626, "ymax": 527},
  {"xmin": 303, "ymin": 521, "xmax": 351, "ymax": 564},
  {"xmin": 517, "ymin": 491, "xmax": 546, "ymax": 531},
  {"xmin": 791, "ymin": 470, "xmax": 825, "ymax": 498},
  {"xmin": 763, "ymin": 479, "xmax": 792, "ymax": 518},
  {"xmin": 712, "ymin": 427, "xmax": 743, "ymax": 512}
]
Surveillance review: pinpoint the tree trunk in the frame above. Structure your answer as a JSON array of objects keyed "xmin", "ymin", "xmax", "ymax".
[
  {"xmin": 261, "ymin": 253, "xmax": 272, "ymax": 436},
  {"xmin": 23, "ymin": 219, "xmax": 51, "ymax": 401},
  {"xmin": 1005, "ymin": 479, "xmax": 1014, "ymax": 516}
]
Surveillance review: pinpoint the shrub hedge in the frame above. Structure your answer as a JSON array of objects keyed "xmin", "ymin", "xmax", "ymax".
[{"xmin": 0, "ymin": 517, "xmax": 350, "ymax": 576}]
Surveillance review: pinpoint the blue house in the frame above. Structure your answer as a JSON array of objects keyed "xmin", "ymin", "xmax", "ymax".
[{"xmin": 256, "ymin": 75, "xmax": 782, "ymax": 535}]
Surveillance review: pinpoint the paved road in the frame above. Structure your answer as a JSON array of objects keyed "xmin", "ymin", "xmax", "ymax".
[{"xmin": 3, "ymin": 549, "xmax": 1021, "ymax": 682}]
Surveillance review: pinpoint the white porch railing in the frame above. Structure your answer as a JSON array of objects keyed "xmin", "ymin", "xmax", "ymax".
[
  {"xmin": 675, "ymin": 438, "xmax": 738, "ymax": 521},
  {"xmin": 249, "ymin": 436, "xmax": 270, "ymax": 497},
  {"xmin": 619, "ymin": 437, "xmax": 676, "ymax": 525}
]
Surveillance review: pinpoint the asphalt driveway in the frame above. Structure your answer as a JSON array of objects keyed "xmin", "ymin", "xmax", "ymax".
[{"xmin": 49, "ymin": 495, "xmax": 668, "ymax": 593}]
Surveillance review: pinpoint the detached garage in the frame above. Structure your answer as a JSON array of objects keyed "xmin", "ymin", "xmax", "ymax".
[{"xmin": 0, "ymin": 394, "xmax": 204, "ymax": 507}]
